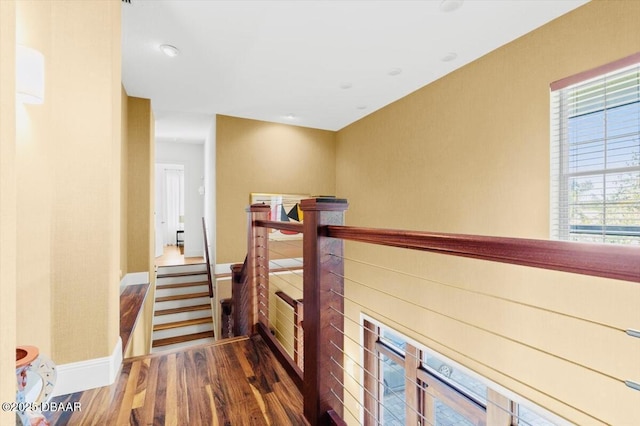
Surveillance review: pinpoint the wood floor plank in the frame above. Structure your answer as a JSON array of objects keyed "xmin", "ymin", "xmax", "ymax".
[
  {"xmin": 116, "ymin": 359, "xmax": 140, "ymax": 425},
  {"xmin": 141, "ymin": 355, "xmax": 160, "ymax": 424},
  {"xmin": 153, "ymin": 356, "xmax": 167, "ymax": 425},
  {"xmin": 175, "ymin": 351, "xmax": 192, "ymax": 424},
  {"xmin": 165, "ymin": 353, "xmax": 178, "ymax": 426}
]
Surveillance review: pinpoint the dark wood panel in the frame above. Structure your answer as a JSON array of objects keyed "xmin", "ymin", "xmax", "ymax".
[
  {"xmin": 120, "ymin": 283, "xmax": 150, "ymax": 356},
  {"xmin": 327, "ymin": 225, "xmax": 640, "ymax": 283},
  {"xmin": 203, "ymin": 217, "xmax": 214, "ymax": 297},
  {"xmin": 255, "ymin": 219, "xmax": 304, "ymax": 234},
  {"xmin": 43, "ymin": 336, "xmax": 309, "ymax": 425}
]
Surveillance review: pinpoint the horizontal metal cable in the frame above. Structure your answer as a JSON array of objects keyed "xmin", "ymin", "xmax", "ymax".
[
  {"xmin": 267, "ymin": 272, "xmax": 303, "ymax": 295},
  {"xmin": 266, "ymin": 250, "xmax": 304, "ymax": 266},
  {"xmin": 329, "ymin": 369, "xmax": 406, "ymax": 426},
  {"xmin": 332, "ymin": 253, "xmax": 626, "ymax": 333},
  {"xmin": 270, "ymin": 239, "xmax": 304, "ymax": 249},
  {"xmin": 329, "ymin": 287, "xmax": 603, "ymax": 425},
  {"xmin": 327, "ymin": 318, "xmax": 521, "ymax": 422},
  {"xmin": 272, "ymin": 324, "xmax": 299, "ymax": 357},
  {"xmin": 330, "ymin": 270, "xmax": 626, "ymax": 386},
  {"xmin": 257, "ymin": 299, "xmax": 301, "ymax": 358},
  {"xmin": 328, "ymin": 342, "xmax": 433, "ymax": 426}
]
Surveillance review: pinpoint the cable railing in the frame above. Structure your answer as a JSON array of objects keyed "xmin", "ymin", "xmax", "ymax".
[
  {"xmin": 231, "ymin": 198, "xmax": 639, "ymax": 426},
  {"xmin": 202, "ymin": 217, "xmax": 214, "ymax": 298}
]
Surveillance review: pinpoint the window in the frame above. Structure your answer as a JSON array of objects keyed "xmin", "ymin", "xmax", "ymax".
[
  {"xmin": 551, "ymin": 54, "xmax": 640, "ymax": 244},
  {"xmin": 363, "ymin": 319, "xmax": 562, "ymax": 426}
]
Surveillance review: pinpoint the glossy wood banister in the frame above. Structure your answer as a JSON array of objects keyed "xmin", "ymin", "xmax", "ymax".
[
  {"xmin": 326, "ymin": 225, "xmax": 640, "ymax": 283},
  {"xmin": 202, "ymin": 217, "xmax": 214, "ymax": 297},
  {"xmin": 275, "ymin": 290, "xmax": 301, "ymax": 308},
  {"xmin": 255, "ymin": 219, "xmax": 304, "ymax": 234}
]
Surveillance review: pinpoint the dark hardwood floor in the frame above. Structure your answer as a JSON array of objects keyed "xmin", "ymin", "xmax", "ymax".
[{"xmin": 43, "ymin": 335, "xmax": 309, "ymax": 425}]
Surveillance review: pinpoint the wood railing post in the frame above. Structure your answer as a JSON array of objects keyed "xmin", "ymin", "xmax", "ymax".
[
  {"xmin": 300, "ymin": 197, "xmax": 349, "ymax": 425},
  {"xmin": 231, "ymin": 261, "xmax": 249, "ymax": 336},
  {"xmin": 247, "ymin": 204, "xmax": 271, "ymax": 333}
]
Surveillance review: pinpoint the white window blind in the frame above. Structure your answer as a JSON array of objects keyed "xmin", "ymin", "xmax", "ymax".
[{"xmin": 551, "ymin": 56, "xmax": 640, "ymax": 245}]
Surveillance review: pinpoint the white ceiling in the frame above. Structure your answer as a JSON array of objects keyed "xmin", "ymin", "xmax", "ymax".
[{"xmin": 121, "ymin": 0, "xmax": 589, "ymax": 143}]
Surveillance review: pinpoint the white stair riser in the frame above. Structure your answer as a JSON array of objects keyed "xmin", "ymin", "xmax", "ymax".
[
  {"xmin": 153, "ymin": 323, "xmax": 214, "ymax": 340},
  {"xmin": 156, "ymin": 274, "xmax": 208, "ymax": 285},
  {"xmin": 155, "ymin": 297, "xmax": 211, "ymax": 311},
  {"xmin": 156, "ymin": 285, "xmax": 209, "ymax": 298},
  {"xmin": 154, "ymin": 310, "xmax": 212, "ymax": 325},
  {"xmin": 157, "ymin": 264, "xmax": 207, "ymax": 275},
  {"xmin": 151, "ymin": 337, "xmax": 216, "ymax": 354}
]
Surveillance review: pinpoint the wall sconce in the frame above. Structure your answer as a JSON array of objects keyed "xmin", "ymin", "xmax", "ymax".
[{"xmin": 16, "ymin": 45, "xmax": 45, "ymax": 104}]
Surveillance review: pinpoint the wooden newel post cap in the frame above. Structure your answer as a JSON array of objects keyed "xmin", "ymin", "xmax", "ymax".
[
  {"xmin": 247, "ymin": 203, "xmax": 271, "ymax": 213},
  {"xmin": 299, "ymin": 197, "xmax": 349, "ymax": 212}
]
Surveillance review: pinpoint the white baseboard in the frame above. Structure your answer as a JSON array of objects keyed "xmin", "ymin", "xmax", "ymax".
[
  {"xmin": 51, "ymin": 338, "xmax": 122, "ymax": 397},
  {"xmin": 119, "ymin": 272, "xmax": 150, "ymax": 293}
]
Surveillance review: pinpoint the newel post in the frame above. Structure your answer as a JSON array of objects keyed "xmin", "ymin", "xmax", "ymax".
[
  {"xmin": 300, "ymin": 197, "xmax": 348, "ymax": 425},
  {"xmin": 247, "ymin": 204, "xmax": 271, "ymax": 333}
]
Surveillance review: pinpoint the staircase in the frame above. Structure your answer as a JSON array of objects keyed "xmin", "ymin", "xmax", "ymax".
[{"xmin": 152, "ymin": 263, "xmax": 215, "ymax": 353}]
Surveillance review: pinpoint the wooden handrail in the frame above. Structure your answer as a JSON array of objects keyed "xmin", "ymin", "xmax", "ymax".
[
  {"xmin": 275, "ymin": 291, "xmax": 302, "ymax": 308},
  {"xmin": 254, "ymin": 219, "xmax": 304, "ymax": 234},
  {"xmin": 326, "ymin": 225, "xmax": 640, "ymax": 283},
  {"xmin": 202, "ymin": 217, "xmax": 214, "ymax": 298}
]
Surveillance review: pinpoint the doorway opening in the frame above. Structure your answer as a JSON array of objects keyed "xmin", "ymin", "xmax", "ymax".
[{"xmin": 155, "ymin": 163, "xmax": 186, "ymax": 266}]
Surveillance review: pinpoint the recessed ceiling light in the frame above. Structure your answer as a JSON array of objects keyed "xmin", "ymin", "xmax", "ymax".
[
  {"xmin": 340, "ymin": 82, "xmax": 353, "ymax": 89},
  {"xmin": 160, "ymin": 44, "xmax": 179, "ymax": 57},
  {"xmin": 388, "ymin": 68, "xmax": 402, "ymax": 76},
  {"xmin": 284, "ymin": 113, "xmax": 296, "ymax": 120},
  {"xmin": 441, "ymin": 52, "xmax": 458, "ymax": 62},
  {"xmin": 439, "ymin": 0, "xmax": 464, "ymax": 12},
  {"xmin": 356, "ymin": 105, "xmax": 367, "ymax": 110}
]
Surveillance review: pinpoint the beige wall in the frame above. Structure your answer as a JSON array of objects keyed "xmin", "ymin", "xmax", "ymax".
[
  {"xmin": 216, "ymin": 115, "xmax": 337, "ymax": 263},
  {"xmin": 0, "ymin": 1, "xmax": 17, "ymax": 422},
  {"xmin": 121, "ymin": 86, "xmax": 129, "ymax": 278},
  {"xmin": 15, "ymin": 0, "xmax": 53, "ymax": 359},
  {"xmin": 126, "ymin": 96, "xmax": 155, "ymax": 283},
  {"xmin": 13, "ymin": 0, "xmax": 121, "ymax": 366},
  {"xmin": 336, "ymin": 2, "xmax": 640, "ymax": 424}
]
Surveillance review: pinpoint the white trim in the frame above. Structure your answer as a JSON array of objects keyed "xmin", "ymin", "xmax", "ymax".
[
  {"xmin": 119, "ymin": 272, "xmax": 150, "ymax": 293},
  {"xmin": 51, "ymin": 338, "xmax": 122, "ymax": 397},
  {"xmin": 215, "ymin": 262, "xmax": 235, "ymax": 275}
]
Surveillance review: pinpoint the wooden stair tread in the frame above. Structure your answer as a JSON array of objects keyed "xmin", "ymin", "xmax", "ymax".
[
  {"xmin": 156, "ymin": 281, "xmax": 209, "ymax": 290},
  {"xmin": 152, "ymin": 330, "xmax": 214, "ymax": 347},
  {"xmin": 155, "ymin": 304, "xmax": 211, "ymax": 316},
  {"xmin": 155, "ymin": 292, "xmax": 209, "ymax": 303},
  {"xmin": 153, "ymin": 317, "xmax": 212, "ymax": 331},
  {"xmin": 157, "ymin": 271, "xmax": 207, "ymax": 279}
]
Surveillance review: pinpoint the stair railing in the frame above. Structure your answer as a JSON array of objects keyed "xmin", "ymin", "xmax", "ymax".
[
  {"xmin": 202, "ymin": 217, "xmax": 214, "ymax": 298},
  {"xmin": 238, "ymin": 197, "xmax": 639, "ymax": 426}
]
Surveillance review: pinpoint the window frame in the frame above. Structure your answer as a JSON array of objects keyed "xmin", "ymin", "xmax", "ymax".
[
  {"xmin": 362, "ymin": 316, "xmax": 569, "ymax": 426},
  {"xmin": 550, "ymin": 52, "xmax": 640, "ymax": 244}
]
